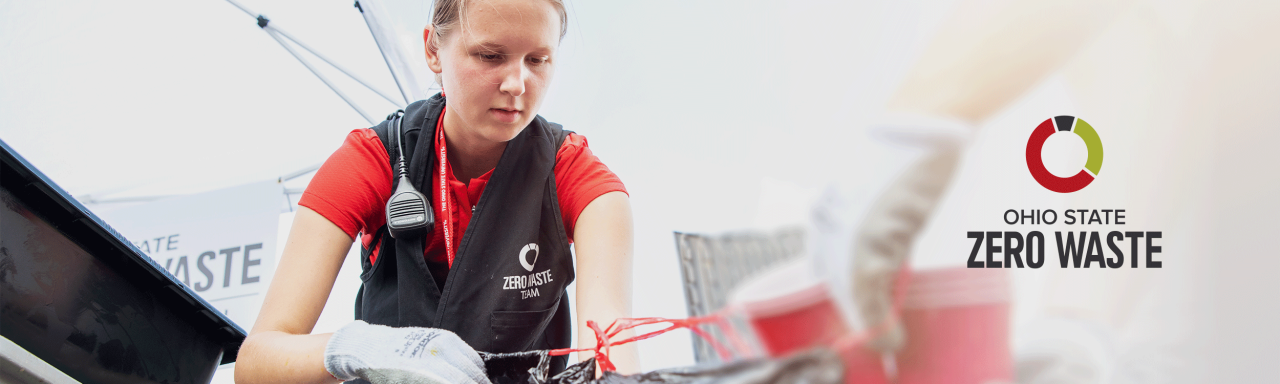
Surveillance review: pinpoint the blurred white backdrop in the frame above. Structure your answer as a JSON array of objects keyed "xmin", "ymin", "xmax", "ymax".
[{"xmin": 14, "ymin": 0, "xmax": 1277, "ymax": 383}]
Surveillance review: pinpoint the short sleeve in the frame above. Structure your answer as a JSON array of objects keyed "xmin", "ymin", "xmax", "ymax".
[
  {"xmin": 298, "ymin": 129, "xmax": 394, "ymax": 240},
  {"xmin": 554, "ymin": 133, "xmax": 627, "ymax": 242}
]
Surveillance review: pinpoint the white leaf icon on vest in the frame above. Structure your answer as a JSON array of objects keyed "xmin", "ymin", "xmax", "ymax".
[{"xmin": 519, "ymin": 243, "xmax": 539, "ymax": 272}]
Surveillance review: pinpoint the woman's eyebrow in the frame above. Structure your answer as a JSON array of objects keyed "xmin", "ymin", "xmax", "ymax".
[
  {"xmin": 473, "ymin": 40, "xmax": 552, "ymax": 53},
  {"xmin": 474, "ymin": 41, "xmax": 506, "ymax": 51}
]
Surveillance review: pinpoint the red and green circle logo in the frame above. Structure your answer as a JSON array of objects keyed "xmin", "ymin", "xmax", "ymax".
[{"xmin": 1026, "ymin": 115, "xmax": 1103, "ymax": 193}]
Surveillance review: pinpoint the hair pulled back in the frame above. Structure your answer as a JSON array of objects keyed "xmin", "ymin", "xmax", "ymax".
[
  {"xmin": 429, "ymin": 0, "xmax": 567, "ymax": 43},
  {"xmin": 426, "ymin": 0, "xmax": 568, "ymax": 85}
]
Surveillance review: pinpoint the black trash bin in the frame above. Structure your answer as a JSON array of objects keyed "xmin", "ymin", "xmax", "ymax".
[{"xmin": 1, "ymin": 139, "xmax": 245, "ymax": 384}]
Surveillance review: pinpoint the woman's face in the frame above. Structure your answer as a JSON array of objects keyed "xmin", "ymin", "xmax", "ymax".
[{"xmin": 427, "ymin": 0, "xmax": 560, "ymax": 144}]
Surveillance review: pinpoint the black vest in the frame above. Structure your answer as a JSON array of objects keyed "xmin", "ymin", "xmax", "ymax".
[{"xmin": 355, "ymin": 94, "xmax": 575, "ymax": 373}]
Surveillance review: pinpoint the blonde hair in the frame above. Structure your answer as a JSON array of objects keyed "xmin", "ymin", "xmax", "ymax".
[{"xmin": 427, "ymin": 0, "xmax": 568, "ymax": 85}]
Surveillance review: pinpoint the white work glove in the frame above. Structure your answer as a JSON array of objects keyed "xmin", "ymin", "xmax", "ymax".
[
  {"xmin": 853, "ymin": 116, "xmax": 968, "ymax": 353},
  {"xmin": 324, "ymin": 320, "xmax": 491, "ymax": 384}
]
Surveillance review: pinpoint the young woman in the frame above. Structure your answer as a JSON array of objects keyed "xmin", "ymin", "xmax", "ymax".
[{"xmin": 235, "ymin": 0, "xmax": 637, "ymax": 382}]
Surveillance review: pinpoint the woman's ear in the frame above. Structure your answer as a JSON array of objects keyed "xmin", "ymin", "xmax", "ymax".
[{"xmin": 424, "ymin": 26, "xmax": 443, "ymax": 74}]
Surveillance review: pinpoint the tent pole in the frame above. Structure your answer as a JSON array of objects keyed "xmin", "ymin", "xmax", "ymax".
[
  {"xmin": 355, "ymin": 1, "xmax": 412, "ymax": 105},
  {"xmin": 264, "ymin": 28, "xmax": 376, "ymax": 125},
  {"xmin": 267, "ymin": 26, "xmax": 403, "ymax": 106}
]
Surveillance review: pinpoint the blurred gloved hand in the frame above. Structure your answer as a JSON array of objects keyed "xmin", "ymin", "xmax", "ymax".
[
  {"xmin": 324, "ymin": 320, "xmax": 491, "ymax": 384},
  {"xmin": 852, "ymin": 145, "xmax": 962, "ymax": 353}
]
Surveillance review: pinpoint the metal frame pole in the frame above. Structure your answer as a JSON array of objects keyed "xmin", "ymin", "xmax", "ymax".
[{"xmin": 355, "ymin": 1, "xmax": 412, "ymax": 105}]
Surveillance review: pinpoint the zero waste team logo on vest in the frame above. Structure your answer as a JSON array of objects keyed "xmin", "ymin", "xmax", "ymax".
[
  {"xmin": 519, "ymin": 243, "xmax": 539, "ymax": 272},
  {"xmin": 1026, "ymin": 115, "xmax": 1104, "ymax": 193}
]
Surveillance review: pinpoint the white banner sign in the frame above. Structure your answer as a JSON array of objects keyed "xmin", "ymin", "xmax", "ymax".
[{"xmin": 94, "ymin": 180, "xmax": 283, "ymax": 329}]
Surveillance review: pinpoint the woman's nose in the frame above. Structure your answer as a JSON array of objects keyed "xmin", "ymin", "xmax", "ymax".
[{"xmin": 498, "ymin": 60, "xmax": 527, "ymax": 97}]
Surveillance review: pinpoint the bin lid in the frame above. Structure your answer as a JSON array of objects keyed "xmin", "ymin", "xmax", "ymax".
[{"xmin": 0, "ymin": 138, "xmax": 246, "ymax": 365}]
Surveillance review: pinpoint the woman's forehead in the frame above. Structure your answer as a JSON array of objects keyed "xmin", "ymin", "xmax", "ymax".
[{"xmin": 456, "ymin": 0, "xmax": 559, "ymax": 49}]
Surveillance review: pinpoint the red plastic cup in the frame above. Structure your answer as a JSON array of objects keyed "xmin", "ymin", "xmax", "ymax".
[
  {"xmin": 895, "ymin": 267, "xmax": 1012, "ymax": 384},
  {"xmin": 732, "ymin": 262, "xmax": 889, "ymax": 384}
]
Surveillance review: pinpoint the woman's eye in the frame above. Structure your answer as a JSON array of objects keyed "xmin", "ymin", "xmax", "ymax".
[
  {"xmin": 527, "ymin": 56, "xmax": 548, "ymax": 65},
  {"xmin": 479, "ymin": 53, "xmax": 503, "ymax": 61}
]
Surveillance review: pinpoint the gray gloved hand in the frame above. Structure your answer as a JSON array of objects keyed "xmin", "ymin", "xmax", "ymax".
[
  {"xmin": 324, "ymin": 320, "xmax": 491, "ymax": 384},
  {"xmin": 852, "ymin": 145, "xmax": 962, "ymax": 353}
]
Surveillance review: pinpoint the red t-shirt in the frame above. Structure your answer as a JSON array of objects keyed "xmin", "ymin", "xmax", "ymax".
[{"xmin": 298, "ymin": 123, "xmax": 626, "ymax": 267}]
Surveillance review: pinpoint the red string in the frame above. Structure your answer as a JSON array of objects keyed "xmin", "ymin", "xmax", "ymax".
[
  {"xmin": 552, "ymin": 265, "xmax": 914, "ymax": 372},
  {"xmin": 547, "ymin": 311, "xmax": 751, "ymax": 371}
]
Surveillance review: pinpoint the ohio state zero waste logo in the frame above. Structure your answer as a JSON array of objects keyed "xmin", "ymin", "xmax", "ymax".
[
  {"xmin": 965, "ymin": 116, "xmax": 1164, "ymax": 269},
  {"xmin": 1026, "ymin": 115, "xmax": 1103, "ymax": 193}
]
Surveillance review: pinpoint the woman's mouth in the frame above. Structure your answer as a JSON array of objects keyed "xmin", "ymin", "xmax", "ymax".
[{"xmin": 489, "ymin": 108, "xmax": 520, "ymax": 123}]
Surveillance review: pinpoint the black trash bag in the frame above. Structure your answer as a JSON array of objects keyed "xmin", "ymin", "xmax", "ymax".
[
  {"xmin": 480, "ymin": 351, "xmax": 596, "ymax": 384},
  {"xmin": 480, "ymin": 349, "xmax": 844, "ymax": 384}
]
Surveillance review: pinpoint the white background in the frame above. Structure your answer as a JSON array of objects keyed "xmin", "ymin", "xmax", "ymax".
[{"xmin": 5, "ymin": 0, "xmax": 1280, "ymax": 383}]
